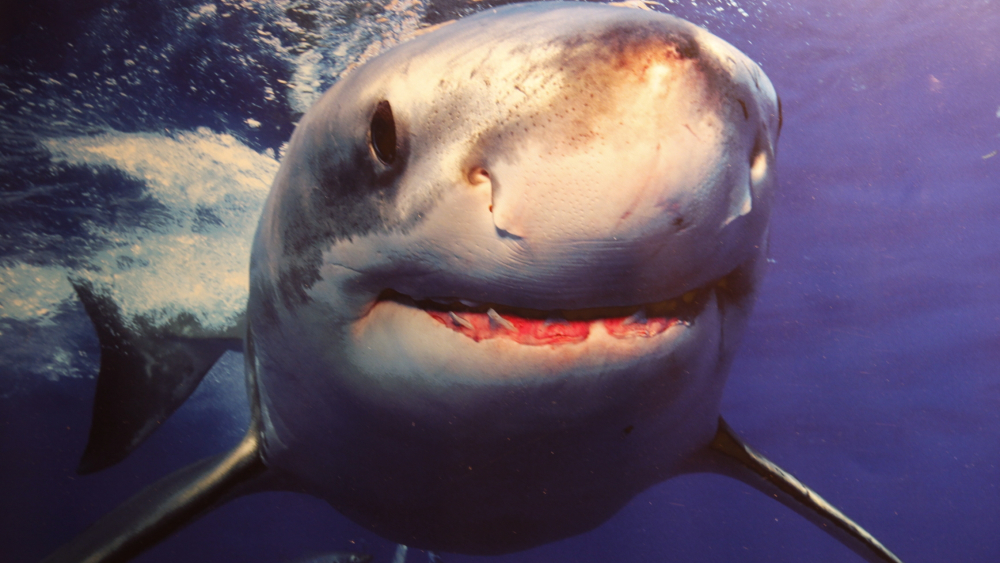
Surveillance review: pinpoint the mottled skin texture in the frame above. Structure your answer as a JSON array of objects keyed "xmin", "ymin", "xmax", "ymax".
[{"xmin": 248, "ymin": 2, "xmax": 779, "ymax": 554}]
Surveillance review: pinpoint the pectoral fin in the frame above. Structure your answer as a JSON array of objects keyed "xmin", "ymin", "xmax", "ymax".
[
  {"xmin": 689, "ymin": 417, "xmax": 903, "ymax": 563},
  {"xmin": 43, "ymin": 425, "xmax": 266, "ymax": 563}
]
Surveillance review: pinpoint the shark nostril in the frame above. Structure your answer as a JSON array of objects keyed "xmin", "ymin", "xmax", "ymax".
[
  {"xmin": 468, "ymin": 166, "xmax": 491, "ymax": 185},
  {"xmin": 468, "ymin": 166, "xmax": 496, "ymax": 213}
]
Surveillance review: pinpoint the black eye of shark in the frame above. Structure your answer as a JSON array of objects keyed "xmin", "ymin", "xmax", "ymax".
[
  {"xmin": 369, "ymin": 100, "xmax": 397, "ymax": 165},
  {"xmin": 375, "ymin": 266, "xmax": 754, "ymax": 346}
]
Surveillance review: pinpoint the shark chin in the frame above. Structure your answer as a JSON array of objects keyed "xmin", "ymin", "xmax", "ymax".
[
  {"xmin": 260, "ymin": 288, "xmax": 735, "ymax": 553},
  {"xmin": 47, "ymin": 3, "xmax": 903, "ymax": 563}
]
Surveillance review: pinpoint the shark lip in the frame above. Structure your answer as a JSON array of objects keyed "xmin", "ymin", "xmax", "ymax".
[{"xmin": 375, "ymin": 269, "xmax": 744, "ymax": 346}]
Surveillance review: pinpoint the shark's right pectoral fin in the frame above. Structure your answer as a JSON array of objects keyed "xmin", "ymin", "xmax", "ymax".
[
  {"xmin": 70, "ymin": 278, "xmax": 244, "ymax": 474},
  {"xmin": 43, "ymin": 426, "xmax": 267, "ymax": 563},
  {"xmin": 687, "ymin": 417, "xmax": 903, "ymax": 563}
]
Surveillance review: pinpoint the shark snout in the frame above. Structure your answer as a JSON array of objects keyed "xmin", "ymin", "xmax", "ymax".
[
  {"xmin": 476, "ymin": 139, "xmax": 736, "ymax": 243},
  {"xmin": 437, "ymin": 128, "xmax": 769, "ymax": 309}
]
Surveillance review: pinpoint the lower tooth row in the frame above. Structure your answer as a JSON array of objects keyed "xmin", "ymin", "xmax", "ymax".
[
  {"xmin": 487, "ymin": 308, "xmax": 515, "ymax": 331},
  {"xmin": 448, "ymin": 311, "xmax": 474, "ymax": 330},
  {"xmin": 447, "ymin": 310, "xmax": 517, "ymax": 332},
  {"xmin": 443, "ymin": 293, "xmax": 700, "ymax": 332}
]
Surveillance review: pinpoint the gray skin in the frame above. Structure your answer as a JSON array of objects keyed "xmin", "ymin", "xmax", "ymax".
[
  {"xmin": 248, "ymin": 1, "xmax": 777, "ymax": 553},
  {"xmin": 45, "ymin": 4, "xmax": 904, "ymax": 563}
]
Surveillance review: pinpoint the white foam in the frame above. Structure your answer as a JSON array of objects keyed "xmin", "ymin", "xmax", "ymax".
[
  {"xmin": 0, "ymin": 264, "xmax": 86, "ymax": 384},
  {"xmin": 290, "ymin": 48, "xmax": 324, "ymax": 114},
  {"xmin": 45, "ymin": 129, "xmax": 278, "ymax": 332},
  {"xmin": 287, "ymin": 0, "xmax": 426, "ymax": 112},
  {"xmin": 0, "ymin": 263, "xmax": 75, "ymax": 323}
]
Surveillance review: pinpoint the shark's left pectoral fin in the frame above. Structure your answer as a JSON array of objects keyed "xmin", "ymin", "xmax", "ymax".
[
  {"xmin": 43, "ymin": 425, "xmax": 267, "ymax": 563},
  {"xmin": 687, "ymin": 417, "xmax": 903, "ymax": 563}
]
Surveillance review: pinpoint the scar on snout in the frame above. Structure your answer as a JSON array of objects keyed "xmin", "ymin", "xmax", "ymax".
[{"xmin": 684, "ymin": 124, "xmax": 701, "ymax": 141}]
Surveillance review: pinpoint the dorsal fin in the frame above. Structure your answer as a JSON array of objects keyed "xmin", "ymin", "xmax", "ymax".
[
  {"xmin": 688, "ymin": 417, "xmax": 903, "ymax": 563},
  {"xmin": 70, "ymin": 278, "xmax": 243, "ymax": 473}
]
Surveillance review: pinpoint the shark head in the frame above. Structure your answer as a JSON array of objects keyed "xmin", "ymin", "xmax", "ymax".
[{"xmin": 247, "ymin": 2, "xmax": 780, "ymax": 554}]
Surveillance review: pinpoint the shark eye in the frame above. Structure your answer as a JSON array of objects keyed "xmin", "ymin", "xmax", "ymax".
[{"xmin": 370, "ymin": 100, "xmax": 397, "ymax": 165}]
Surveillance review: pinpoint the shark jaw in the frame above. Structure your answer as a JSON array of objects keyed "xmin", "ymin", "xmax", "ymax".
[
  {"xmin": 259, "ymin": 260, "xmax": 761, "ymax": 556},
  {"xmin": 370, "ymin": 266, "xmax": 749, "ymax": 346}
]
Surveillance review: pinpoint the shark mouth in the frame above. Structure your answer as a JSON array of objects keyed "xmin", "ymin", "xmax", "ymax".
[{"xmin": 377, "ymin": 268, "xmax": 748, "ymax": 346}]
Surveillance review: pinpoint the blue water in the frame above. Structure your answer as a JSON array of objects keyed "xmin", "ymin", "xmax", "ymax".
[{"xmin": 2, "ymin": 1, "xmax": 998, "ymax": 562}]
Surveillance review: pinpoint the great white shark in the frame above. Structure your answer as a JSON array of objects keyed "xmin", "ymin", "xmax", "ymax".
[{"xmin": 48, "ymin": 3, "xmax": 903, "ymax": 562}]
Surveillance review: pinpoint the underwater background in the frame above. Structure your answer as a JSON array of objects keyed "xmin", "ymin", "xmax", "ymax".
[{"xmin": 1, "ymin": 0, "xmax": 997, "ymax": 561}]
